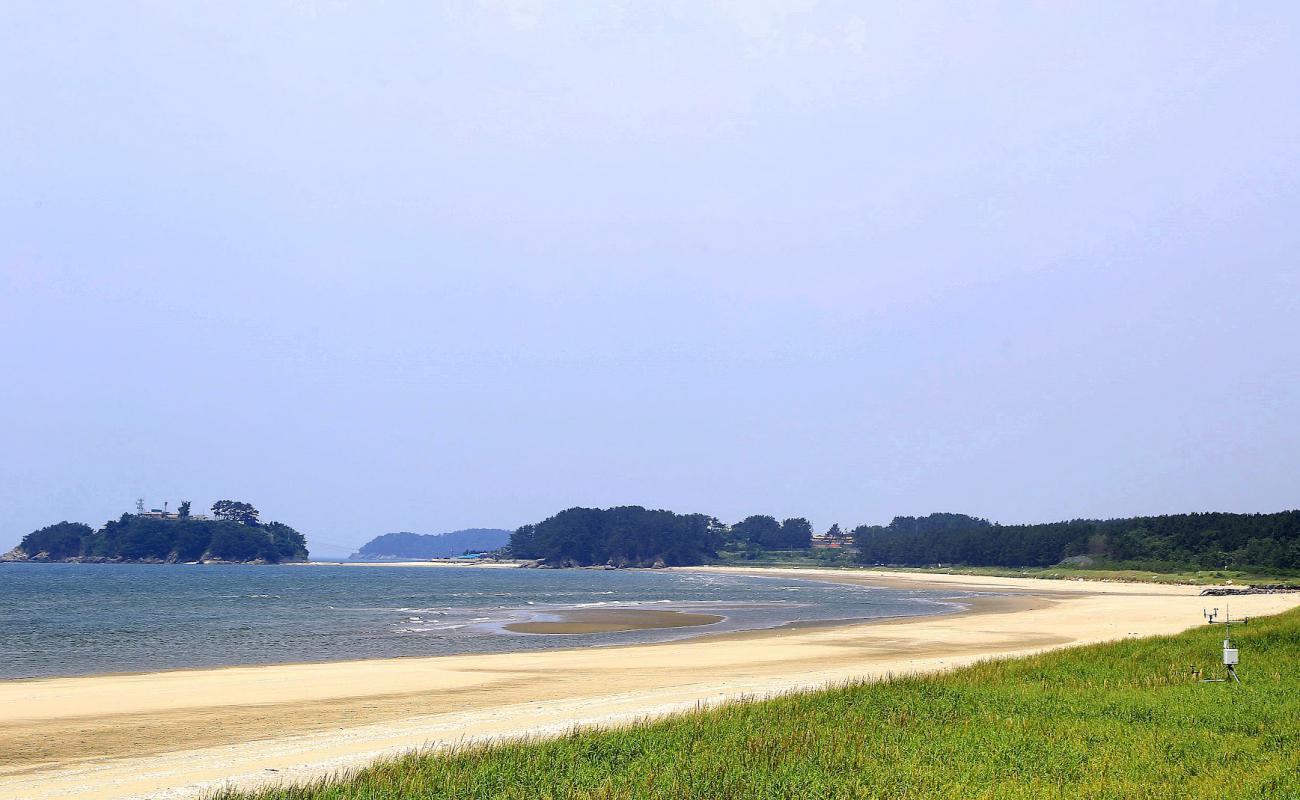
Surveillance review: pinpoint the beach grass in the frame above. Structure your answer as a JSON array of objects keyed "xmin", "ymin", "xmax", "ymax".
[{"xmin": 214, "ymin": 607, "xmax": 1300, "ymax": 800}]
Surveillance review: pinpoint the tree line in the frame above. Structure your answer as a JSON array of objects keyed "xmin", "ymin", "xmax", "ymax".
[
  {"xmin": 508, "ymin": 505, "xmax": 1300, "ymax": 571},
  {"xmin": 19, "ymin": 500, "xmax": 1298, "ymax": 572},
  {"xmin": 852, "ymin": 511, "xmax": 1300, "ymax": 571},
  {"xmin": 507, "ymin": 507, "xmax": 817, "ymax": 567},
  {"xmin": 13, "ymin": 501, "xmax": 309, "ymax": 563}
]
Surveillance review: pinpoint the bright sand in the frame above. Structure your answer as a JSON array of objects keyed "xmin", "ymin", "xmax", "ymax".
[{"xmin": 4, "ymin": 567, "xmax": 1298, "ymax": 800}]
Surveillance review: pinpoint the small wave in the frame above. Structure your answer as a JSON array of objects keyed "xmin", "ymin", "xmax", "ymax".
[{"xmin": 395, "ymin": 624, "xmax": 462, "ymax": 633}]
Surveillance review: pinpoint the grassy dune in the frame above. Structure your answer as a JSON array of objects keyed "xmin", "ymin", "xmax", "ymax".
[{"xmin": 217, "ymin": 608, "xmax": 1300, "ymax": 800}]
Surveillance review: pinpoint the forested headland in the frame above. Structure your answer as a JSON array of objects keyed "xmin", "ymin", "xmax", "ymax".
[
  {"xmin": 853, "ymin": 511, "xmax": 1300, "ymax": 572},
  {"xmin": 5, "ymin": 501, "xmax": 309, "ymax": 564},
  {"xmin": 507, "ymin": 507, "xmax": 814, "ymax": 567}
]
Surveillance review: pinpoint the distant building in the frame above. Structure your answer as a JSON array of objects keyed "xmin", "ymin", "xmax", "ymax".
[
  {"xmin": 134, "ymin": 502, "xmax": 208, "ymax": 521},
  {"xmin": 811, "ymin": 532, "xmax": 855, "ymax": 551}
]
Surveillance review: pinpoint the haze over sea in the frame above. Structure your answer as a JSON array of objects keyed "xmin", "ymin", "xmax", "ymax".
[{"xmin": 1, "ymin": 565, "xmax": 968, "ymax": 679}]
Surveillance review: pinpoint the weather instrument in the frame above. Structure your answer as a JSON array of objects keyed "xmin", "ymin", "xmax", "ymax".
[{"xmin": 1199, "ymin": 606, "xmax": 1248, "ymax": 684}]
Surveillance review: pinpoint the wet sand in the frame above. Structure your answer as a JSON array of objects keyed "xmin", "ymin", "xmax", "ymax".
[
  {"xmin": 504, "ymin": 608, "xmax": 724, "ymax": 634},
  {"xmin": 4, "ymin": 569, "xmax": 1299, "ymax": 800}
]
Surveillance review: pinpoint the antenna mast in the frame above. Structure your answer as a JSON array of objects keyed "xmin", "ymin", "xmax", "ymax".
[{"xmin": 1201, "ymin": 605, "xmax": 1248, "ymax": 684}]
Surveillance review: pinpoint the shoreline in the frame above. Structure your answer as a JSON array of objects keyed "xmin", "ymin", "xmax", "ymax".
[
  {"xmin": 0, "ymin": 569, "xmax": 965, "ymax": 684},
  {"xmin": 6, "ymin": 568, "xmax": 1300, "ymax": 800},
  {"xmin": 299, "ymin": 559, "xmax": 527, "ymax": 568},
  {"xmin": 503, "ymin": 608, "xmax": 725, "ymax": 634}
]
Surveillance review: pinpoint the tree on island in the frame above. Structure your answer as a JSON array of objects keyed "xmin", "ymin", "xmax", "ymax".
[
  {"xmin": 12, "ymin": 521, "xmax": 93, "ymax": 560},
  {"xmin": 177, "ymin": 500, "xmax": 192, "ymax": 520},
  {"xmin": 508, "ymin": 506, "xmax": 721, "ymax": 567},
  {"xmin": 13, "ymin": 508, "xmax": 309, "ymax": 563},
  {"xmin": 212, "ymin": 500, "xmax": 260, "ymax": 525}
]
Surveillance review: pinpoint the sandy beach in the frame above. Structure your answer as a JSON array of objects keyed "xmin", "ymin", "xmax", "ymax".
[{"xmin": 4, "ymin": 568, "xmax": 1298, "ymax": 800}]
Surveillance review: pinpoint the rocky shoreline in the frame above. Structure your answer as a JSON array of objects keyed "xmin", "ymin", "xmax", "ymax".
[
  {"xmin": 0, "ymin": 547, "xmax": 306, "ymax": 566},
  {"xmin": 1199, "ymin": 584, "xmax": 1300, "ymax": 596}
]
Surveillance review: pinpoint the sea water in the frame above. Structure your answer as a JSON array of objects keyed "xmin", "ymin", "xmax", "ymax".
[{"xmin": 0, "ymin": 563, "xmax": 971, "ymax": 678}]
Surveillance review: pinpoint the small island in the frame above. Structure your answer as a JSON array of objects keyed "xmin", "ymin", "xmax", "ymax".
[
  {"xmin": 2, "ymin": 500, "xmax": 309, "ymax": 564},
  {"xmin": 351, "ymin": 528, "xmax": 512, "ymax": 560}
]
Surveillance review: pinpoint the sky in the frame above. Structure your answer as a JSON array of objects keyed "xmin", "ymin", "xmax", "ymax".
[{"xmin": 2, "ymin": 2, "xmax": 1298, "ymax": 556}]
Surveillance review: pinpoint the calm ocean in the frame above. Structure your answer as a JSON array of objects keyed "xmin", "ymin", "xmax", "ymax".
[{"xmin": 0, "ymin": 564, "xmax": 970, "ymax": 679}]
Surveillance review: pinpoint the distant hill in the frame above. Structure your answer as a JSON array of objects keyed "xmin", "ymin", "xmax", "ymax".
[{"xmin": 349, "ymin": 528, "xmax": 511, "ymax": 560}]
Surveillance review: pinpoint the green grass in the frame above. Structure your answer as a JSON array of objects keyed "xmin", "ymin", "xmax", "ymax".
[
  {"xmin": 711, "ymin": 548, "xmax": 859, "ymax": 568},
  {"xmin": 215, "ymin": 608, "xmax": 1300, "ymax": 800}
]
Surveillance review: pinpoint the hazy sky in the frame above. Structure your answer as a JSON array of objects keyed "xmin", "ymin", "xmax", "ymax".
[{"xmin": 3, "ymin": 2, "xmax": 1298, "ymax": 556}]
